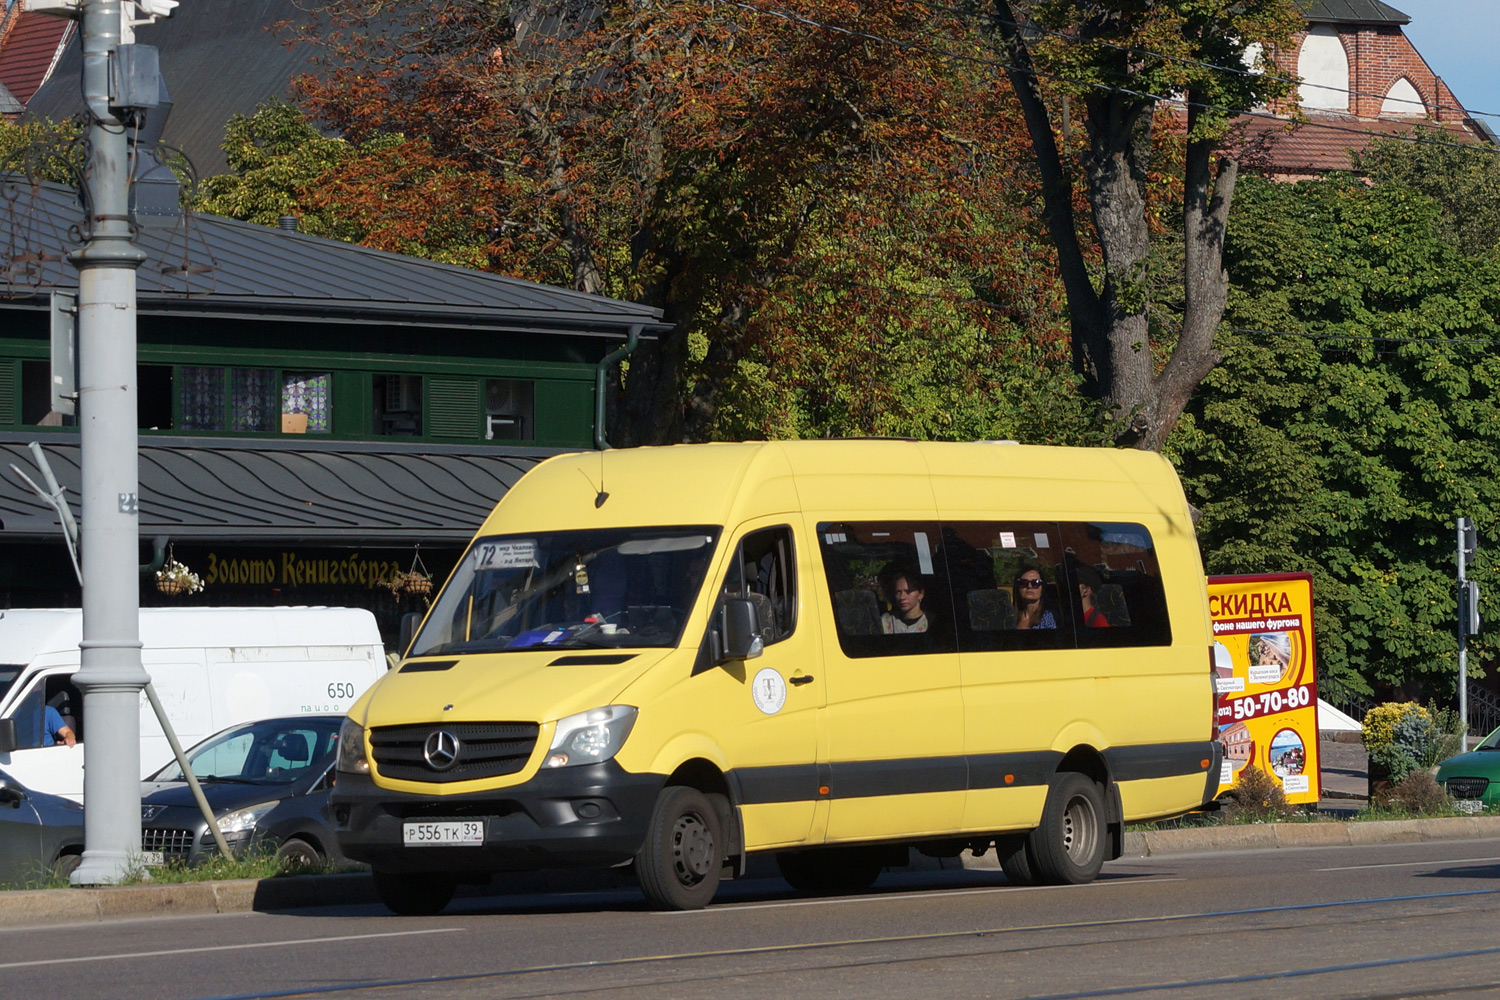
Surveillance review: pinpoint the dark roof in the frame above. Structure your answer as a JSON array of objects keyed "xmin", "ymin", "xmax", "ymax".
[
  {"xmin": 1304, "ymin": 1, "xmax": 1410, "ymax": 25},
  {"xmin": 1, "ymin": 179, "xmax": 665, "ymax": 337},
  {"xmin": 26, "ymin": 1, "xmax": 317, "ymax": 176},
  {"xmin": 0, "ymin": 79, "xmax": 21, "ymax": 117},
  {"xmin": 0, "ymin": 433, "xmax": 561, "ymax": 543},
  {"xmin": 0, "ymin": 10, "xmax": 72, "ymax": 106}
]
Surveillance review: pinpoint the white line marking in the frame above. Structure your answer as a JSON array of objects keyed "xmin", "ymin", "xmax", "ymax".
[
  {"xmin": 1317, "ymin": 856, "xmax": 1500, "ymax": 873},
  {"xmin": 665, "ymin": 877, "xmax": 1185, "ymax": 913},
  {"xmin": 0, "ymin": 927, "xmax": 464, "ymax": 971}
]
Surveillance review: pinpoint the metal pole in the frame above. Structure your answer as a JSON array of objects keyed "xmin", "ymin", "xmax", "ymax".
[
  {"xmin": 144, "ymin": 683, "xmax": 233, "ymax": 861},
  {"xmin": 68, "ymin": 0, "xmax": 150, "ymax": 886},
  {"xmin": 1458, "ymin": 518, "xmax": 1469, "ymax": 751}
]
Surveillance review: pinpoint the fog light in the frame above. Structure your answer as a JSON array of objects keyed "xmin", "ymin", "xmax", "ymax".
[{"xmin": 575, "ymin": 801, "xmax": 602, "ymax": 820}]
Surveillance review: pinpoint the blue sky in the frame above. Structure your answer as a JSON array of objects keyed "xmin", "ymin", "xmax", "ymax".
[{"xmin": 1394, "ymin": 0, "xmax": 1500, "ymax": 122}]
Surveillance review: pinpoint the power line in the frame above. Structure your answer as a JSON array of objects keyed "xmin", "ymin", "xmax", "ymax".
[
  {"xmin": 916, "ymin": 1, "xmax": 1500, "ymax": 124},
  {"xmin": 706, "ymin": 0, "xmax": 1498, "ymax": 159}
]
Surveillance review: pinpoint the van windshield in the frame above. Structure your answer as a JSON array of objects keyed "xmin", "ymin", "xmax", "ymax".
[
  {"xmin": 409, "ymin": 527, "xmax": 720, "ymax": 656},
  {"xmin": 0, "ymin": 665, "xmax": 22, "ymax": 706}
]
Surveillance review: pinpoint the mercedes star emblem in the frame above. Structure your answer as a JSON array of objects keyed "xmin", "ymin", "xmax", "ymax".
[{"xmin": 423, "ymin": 729, "xmax": 461, "ymax": 770}]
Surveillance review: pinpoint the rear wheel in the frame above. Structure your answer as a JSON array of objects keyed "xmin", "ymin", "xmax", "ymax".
[
  {"xmin": 776, "ymin": 847, "xmax": 885, "ymax": 894},
  {"xmin": 1026, "ymin": 773, "xmax": 1106, "ymax": 885},
  {"xmin": 53, "ymin": 851, "xmax": 82, "ymax": 881},
  {"xmin": 635, "ymin": 785, "xmax": 723, "ymax": 910},
  {"xmin": 373, "ymin": 870, "xmax": 457, "ymax": 916}
]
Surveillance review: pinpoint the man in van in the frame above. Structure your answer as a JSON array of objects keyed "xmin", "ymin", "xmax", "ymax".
[{"xmin": 881, "ymin": 568, "xmax": 929, "ymax": 634}]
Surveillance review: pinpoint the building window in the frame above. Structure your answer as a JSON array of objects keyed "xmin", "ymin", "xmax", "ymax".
[
  {"xmin": 484, "ymin": 379, "xmax": 534, "ymax": 441},
  {"xmin": 373, "ymin": 374, "xmax": 423, "ymax": 436},
  {"xmin": 177, "ymin": 366, "xmax": 334, "ymax": 434},
  {"xmin": 179, "ymin": 366, "xmax": 227, "ymax": 430},
  {"xmin": 281, "ymin": 373, "xmax": 331, "ymax": 433}
]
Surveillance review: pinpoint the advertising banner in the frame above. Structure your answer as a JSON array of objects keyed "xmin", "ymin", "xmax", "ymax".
[{"xmin": 1209, "ymin": 573, "xmax": 1321, "ymax": 804}]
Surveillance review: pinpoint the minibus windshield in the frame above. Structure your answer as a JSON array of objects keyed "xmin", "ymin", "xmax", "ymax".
[
  {"xmin": 0, "ymin": 665, "xmax": 21, "ymax": 705},
  {"xmin": 409, "ymin": 527, "xmax": 720, "ymax": 656}
]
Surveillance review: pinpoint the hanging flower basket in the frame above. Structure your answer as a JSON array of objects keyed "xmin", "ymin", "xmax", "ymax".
[
  {"xmin": 402, "ymin": 574, "xmax": 433, "ymax": 595},
  {"xmin": 155, "ymin": 555, "xmax": 204, "ymax": 596},
  {"xmin": 380, "ymin": 547, "xmax": 433, "ymax": 597}
]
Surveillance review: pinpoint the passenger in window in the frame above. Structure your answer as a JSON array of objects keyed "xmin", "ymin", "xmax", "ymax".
[
  {"xmin": 1076, "ymin": 565, "xmax": 1112, "ymax": 629},
  {"xmin": 1014, "ymin": 568, "xmax": 1056, "ymax": 630},
  {"xmin": 879, "ymin": 566, "xmax": 929, "ymax": 634}
]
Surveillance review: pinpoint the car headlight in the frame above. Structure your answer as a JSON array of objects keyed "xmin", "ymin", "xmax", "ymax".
[
  {"xmin": 544, "ymin": 706, "xmax": 637, "ymax": 768},
  {"xmin": 216, "ymin": 800, "xmax": 280, "ymax": 837},
  {"xmin": 336, "ymin": 717, "xmax": 369, "ymax": 775}
]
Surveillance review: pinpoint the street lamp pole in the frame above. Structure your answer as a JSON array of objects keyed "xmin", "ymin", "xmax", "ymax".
[{"xmin": 67, "ymin": 0, "xmax": 150, "ymax": 886}]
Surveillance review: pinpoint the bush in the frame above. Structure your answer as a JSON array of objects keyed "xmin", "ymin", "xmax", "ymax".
[
  {"xmin": 1363, "ymin": 702, "xmax": 1436, "ymax": 782},
  {"xmin": 1226, "ymin": 765, "xmax": 1294, "ymax": 821},
  {"xmin": 1389, "ymin": 771, "xmax": 1450, "ymax": 814}
]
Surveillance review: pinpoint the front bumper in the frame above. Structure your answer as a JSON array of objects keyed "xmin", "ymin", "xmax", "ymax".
[{"xmin": 331, "ymin": 761, "xmax": 665, "ymax": 874}]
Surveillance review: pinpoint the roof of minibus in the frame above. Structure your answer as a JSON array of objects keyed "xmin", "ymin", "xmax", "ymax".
[{"xmin": 482, "ymin": 440, "xmax": 1187, "ymax": 534}]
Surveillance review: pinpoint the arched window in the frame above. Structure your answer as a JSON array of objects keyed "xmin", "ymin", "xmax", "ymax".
[
  {"xmin": 1381, "ymin": 77, "xmax": 1426, "ymax": 117},
  {"xmin": 1297, "ymin": 26, "xmax": 1349, "ymax": 111}
]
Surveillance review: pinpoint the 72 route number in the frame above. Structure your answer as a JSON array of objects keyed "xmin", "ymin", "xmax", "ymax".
[{"xmin": 1230, "ymin": 685, "xmax": 1312, "ymax": 721}]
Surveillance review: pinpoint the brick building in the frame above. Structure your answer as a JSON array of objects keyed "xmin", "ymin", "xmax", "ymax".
[{"xmin": 1235, "ymin": 0, "xmax": 1494, "ymax": 179}]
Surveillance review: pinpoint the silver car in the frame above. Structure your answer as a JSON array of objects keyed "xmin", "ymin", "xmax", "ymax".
[{"xmin": 0, "ymin": 766, "xmax": 84, "ymax": 886}]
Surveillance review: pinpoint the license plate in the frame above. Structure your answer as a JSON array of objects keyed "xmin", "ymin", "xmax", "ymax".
[
  {"xmin": 402, "ymin": 820, "xmax": 484, "ymax": 846},
  {"xmin": 140, "ymin": 851, "xmax": 165, "ymax": 867}
]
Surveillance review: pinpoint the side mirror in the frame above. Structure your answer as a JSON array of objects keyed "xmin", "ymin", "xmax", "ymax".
[
  {"xmin": 717, "ymin": 599, "xmax": 764, "ymax": 664},
  {"xmin": 0, "ymin": 718, "xmax": 16, "ymax": 755},
  {"xmin": 398, "ymin": 612, "xmax": 422, "ymax": 659},
  {"xmin": 0, "ymin": 778, "xmax": 24, "ymax": 808}
]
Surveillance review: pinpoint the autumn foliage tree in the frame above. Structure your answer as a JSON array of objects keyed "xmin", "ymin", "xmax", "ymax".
[{"xmin": 285, "ymin": 0, "xmax": 1088, "ymax": 445}]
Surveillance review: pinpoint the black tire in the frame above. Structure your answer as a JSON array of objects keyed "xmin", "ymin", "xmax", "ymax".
[
  {"xmin": 275, "ymin": 837, "xmax": 322, "ymax": 871},
  {"xmin": 373, "ymin": 870, "xmax": 457, "ymax": 916},
  {"xmin": 1026, "ymin": 773, "xmax": 1107, "ymax": 885},
  {"xmin": 997, "ymin": 838, "xmax": 1035, "ymax": 885},
  {"xmin": 776, "ymin": 847, "xmax": 884, "ymax": 894},
  {"xmin": 52, "ymin": 851, "xmax": 82, "ymax": 881},
  {"xmin": 635, "ymin": 785, "xmax": 723, "ymax": 910}
]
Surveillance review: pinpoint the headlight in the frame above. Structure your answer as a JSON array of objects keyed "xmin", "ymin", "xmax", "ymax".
[
  {"xmin": 544, "ymin": 706, "xmax": 637, "ymax": 768},
  {"xmin": 336, "ymin": 717, "xmax": 369, "ymax": 775},
  {"xmin": 216, "ymin": 800, "xmax": 279, "ymax": 836}
]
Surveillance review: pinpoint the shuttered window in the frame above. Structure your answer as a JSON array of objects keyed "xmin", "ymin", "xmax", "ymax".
[{"xmin": 427, "ymin": 377, "xmax": 478, "ymax": 439}]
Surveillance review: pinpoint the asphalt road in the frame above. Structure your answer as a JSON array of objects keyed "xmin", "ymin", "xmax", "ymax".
[{"xmin": 6, "ymin": 841, "xmax": 1500, "ymax": 1000}]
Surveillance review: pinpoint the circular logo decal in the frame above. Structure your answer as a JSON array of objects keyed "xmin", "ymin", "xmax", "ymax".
[
  {"xmin": 751, "ymin": 667, "xmax": 787, "ymax": 715},
  {"xmin": 423, "ymin": 729, "xmax": 462, "ymax": 770}
]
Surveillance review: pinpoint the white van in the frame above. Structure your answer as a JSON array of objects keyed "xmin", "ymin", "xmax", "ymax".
[{"xmin": 0, "ymin": 607, "xmax": 387, "ymax": 801}]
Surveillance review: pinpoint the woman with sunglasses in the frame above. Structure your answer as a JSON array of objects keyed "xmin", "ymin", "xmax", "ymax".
[{"xmin": 1014, "ymin": 567, "xmax": 1056, "ymax": 629}]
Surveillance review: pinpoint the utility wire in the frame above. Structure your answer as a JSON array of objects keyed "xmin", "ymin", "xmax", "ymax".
[
  {"xmin": 914, "ymin": 1, "xmax": 1500, "ymax": 124},
  {"xmin": 706, "ymin": 0, "xmax": 1498, "ymax": 158}
]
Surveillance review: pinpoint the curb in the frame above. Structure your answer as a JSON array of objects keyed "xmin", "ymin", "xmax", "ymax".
[{"xmin": 6, "ymin": 815, "xmax": 1499, "ymax": 927}]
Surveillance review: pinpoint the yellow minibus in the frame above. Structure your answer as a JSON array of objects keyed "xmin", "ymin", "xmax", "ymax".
[{"xmin": 333, "ymin": 441, "xmax": 1221, "ymax": 913}]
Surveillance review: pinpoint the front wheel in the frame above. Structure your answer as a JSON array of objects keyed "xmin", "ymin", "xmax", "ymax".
[
  {"xmin": 275, "ymin": 837, "xmax": 322, "ymax": 871},
  {"xmin": 635, "ymin": 785, "xmax": 723, "ymax": 910},
  {"xmin": 373, "ymin": 870, "xmax": 457, "ymax": 916},
  {"xmin": 1026, "ymin": 773, "xmax": 1106, "ymax": 885}
]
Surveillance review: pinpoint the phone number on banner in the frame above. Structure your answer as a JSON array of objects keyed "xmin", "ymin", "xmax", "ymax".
[{"xmin": 1223, "ymin": 685, "xmax": 1314, "ymax": 721}]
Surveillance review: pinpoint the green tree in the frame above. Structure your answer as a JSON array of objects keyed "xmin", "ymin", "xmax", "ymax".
[
  {"xmin": 1171, "ymin": 174, "xmax": 1500, "ymax": 694},
  {"xmin": 0, "ymin": 117, "xmax": 84, "ymax": 184},
  {"xmin": 1354, "ymin": 127, "xmax": 1500, "ymax": 259},
  {"xmin": 986, "ymin": 0, "xmax": 1303, "ymax": 451}
]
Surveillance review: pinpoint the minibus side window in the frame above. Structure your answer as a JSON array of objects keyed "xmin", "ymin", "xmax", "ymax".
[
  {"xmin": 817, "ymin": 521, "xmax": 956, "ymax": 658},
  {"xmin": 1057, "ymin": 521, "xmax": 1172, "ymax": 648},
  {"xmin": 722, "ymin": 527, "xmax": 797, "ymax": 645},
  {"xmin": 944, "ymin": 521, "xmax": 1075, "ymax": 652}
]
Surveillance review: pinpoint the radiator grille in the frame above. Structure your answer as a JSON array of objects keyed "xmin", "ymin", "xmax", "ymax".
[
  {"xmin": 1445, "ymin": 776, "xmax": 1489, "ymax": 799},
  {"xmin": 371, "ymin": 722, "xmax": 539, "ymax": 783},
  {"xmin": 141, "ymin": 828, "xmax": 196, "ymax": 857}
]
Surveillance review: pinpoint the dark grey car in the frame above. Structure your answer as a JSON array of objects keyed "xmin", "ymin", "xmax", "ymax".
[
  {"xmin": 0, "ymin": 766, "xmax": 84, "ymax": 886},
  {"xmin": 140, "ymin": 716, "xmax": 344, "ymax": 868}
]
